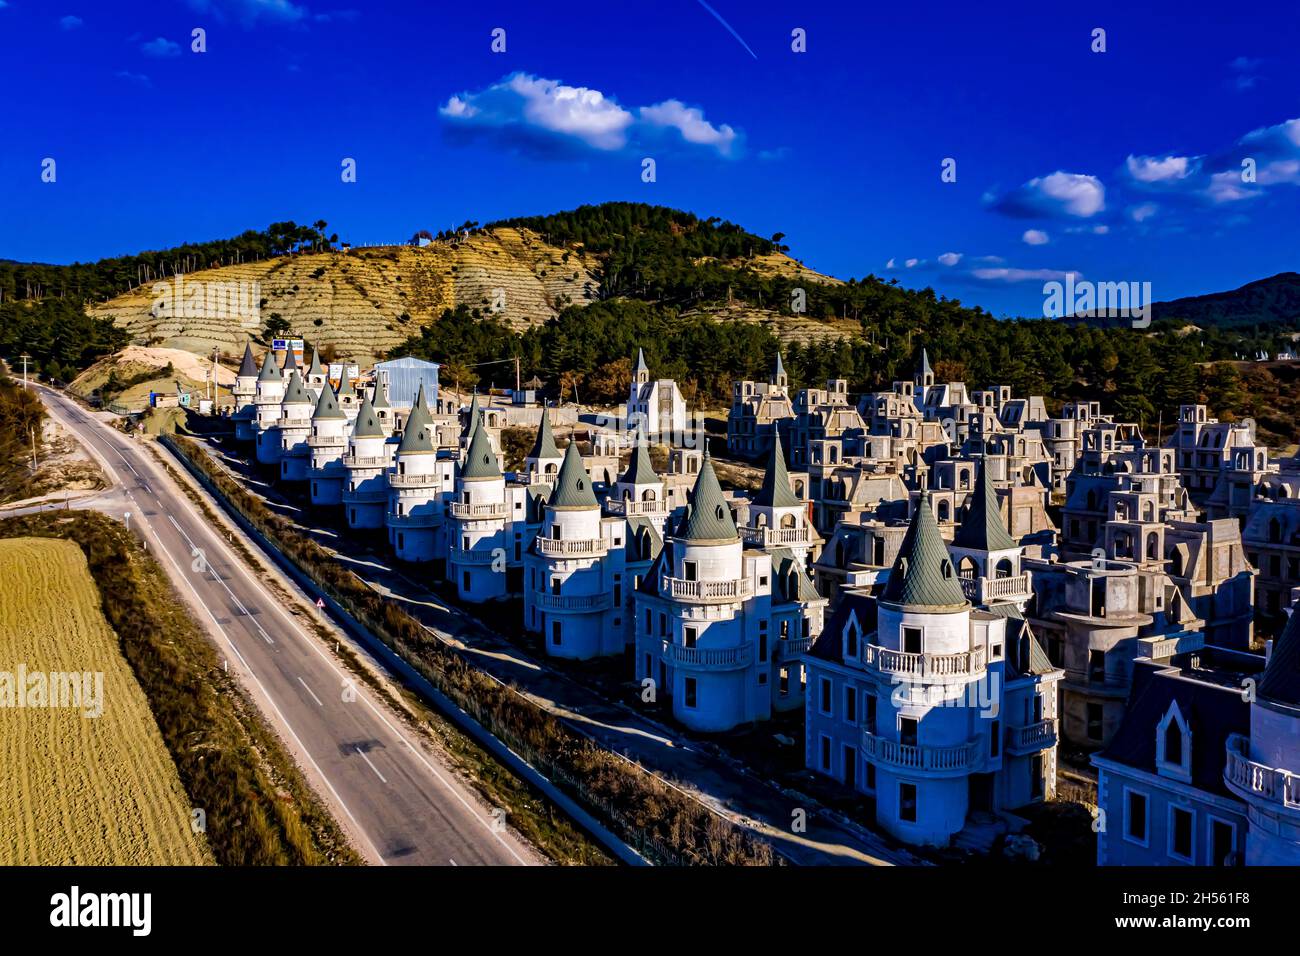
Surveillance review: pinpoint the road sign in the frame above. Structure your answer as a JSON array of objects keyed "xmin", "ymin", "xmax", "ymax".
[{"xmin": 315, "ymin": 597, "xmax": 326, "ymax": 609}]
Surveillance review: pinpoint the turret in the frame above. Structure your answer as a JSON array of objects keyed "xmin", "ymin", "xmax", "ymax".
[
  {"xmin": 449, "ymin": 414, "xmax": 507, "ymax": 602},
  {"xmin": 308, "ymin": 382, "xmax": 348, "ymax": 505},
  {"xmin": 277, "ymin": 370, "xmax": 315, "ymax": 481},
  {"xmin": 341, "ymin": 395, "xmax": 389, "ymax": 529},
  {"xmin": 253, "ymin": 351, "xmax": 285, "ymax": 464},
  {"xmin": 232, "ymin": 342, "xmax": 259, "ymax": 441},
  {"xmin": 524, "ymin": 405, "xmax": 563, "ymax": 483},
  {"xmin": 387, "ymin": 384, "xmax": 445, "ymax": 562}
]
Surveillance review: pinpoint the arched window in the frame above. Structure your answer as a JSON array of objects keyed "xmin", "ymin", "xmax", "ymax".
[
  {"xmin": 1143, "ymin": 501, "xmax": 1155, "ymax": 522},
  {"xmin": 1270, "ymin": 518, "xmax": 1283, "ymax": 544},
  {"xmin": 1146, "ymin": 533, "xmax": 1159, "ymax": 560},
  {"xmin": 959, "ymin": 556, "xmax": 978, "ymax": 580},
  {"xmin": 756, "ymin": 512, "xmax": 769, "ymax": 528},
  {"xmin": 995, "ymin": 557, "xmax": 1013, "ymax": 579},
  {"xmin": 938, "ymin": 500, "xmax": 951, "ymax": 523},
  {"xmin": 1169, "ymin": 547, "xmax": 1184, "ymax": 577},
  {"xmin": 780, "ymin": 513, "xmax": 796, "ymax": 529},
  {"xmin": 641, "ymin": 488, "xmax": 656, "ymax": 501},
  {"xmin": 1164, "ymin": 715, "xmax": 1183, "ymax": 765}
]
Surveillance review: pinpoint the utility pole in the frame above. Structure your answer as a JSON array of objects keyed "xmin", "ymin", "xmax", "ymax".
[
  {"xmin": 30, "ymin": 426, "xmax": 37, "ymax": 473},
  {"xmin": 515, "ymin": 356, "xmax": 520, "ymax": 394},
  {"xmin": 19, "ymin": 353, "xmax": 31, "ymax": 388}
]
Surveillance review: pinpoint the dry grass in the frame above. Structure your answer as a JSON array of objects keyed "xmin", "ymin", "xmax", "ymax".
[{"xmin": 0, "ymin": 536, "xmax": 213, "ymax": 865}]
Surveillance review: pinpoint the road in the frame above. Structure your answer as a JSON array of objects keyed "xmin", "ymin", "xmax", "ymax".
[{"xmin": 26, "ymin": 385, "xmax": 534, "ymax": 867}]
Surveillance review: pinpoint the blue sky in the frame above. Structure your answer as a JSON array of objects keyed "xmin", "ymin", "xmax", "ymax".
[{"xmin": 1, "ymin": 0, "xmax": 1297, "ymax": 316}]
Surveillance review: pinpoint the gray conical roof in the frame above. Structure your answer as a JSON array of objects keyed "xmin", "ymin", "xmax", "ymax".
[
  {"xmin": 918, "ymin": 348, "xmax": 933, "ymax": 378},
  {"xmin": 238, "ymin": 342, "xmax": 258, "ymax": 377},
  {"xmin": 462, "ymin": 393, "xmax": 481, "ymax": 439},
  {"xmin": 753, "ymin": 431, "xmax": 799, "ymax": 509},
  {"xmin": 371, "ymin": 381, "xmax": 390, "ymax": 410},
  {"xmin": 307, "ymin": 348, "xmax": 324, "ymax": 377},
  {"xmin": 954, "ymin": 460, "xmax": 1015, "ymax": 551},
  {"xmin": 397, "ymin": 386, "xmax": 434, "ymax": 454},
  {"xmin": 549, "ymin": 441, "xmax": 598, "ymax": 509},
  {"xmin": 351, "ymin": 395, "xmax": 384, "ymax": 438},
  {"xmin": 633, "ymin": 348, "xmax": 648, "ymax": 375},
  {"xmin": 1260, "ymin": 610, "xmax": 1300, "ymax": 709},
  {"xmin": 621, "ymin": 434, "xmax": 659, "ymax": 486},
  {"xmin": 312, "ymin": 383, "xmax": 345, "ymax": 421},
  {"xmin": 282, "ymin": 347, "xmax": 298, "ymax": 371},
  {"xmin": 257, "ymin": 350, "xmax": 282, "ymax": 383},
  {"xmin": 461, "ymin": 416, "xmax": 501, "ymax": 480},
  {"xmin": 772, "ymin": 351, "xmax": 786, "ymax": 382},
  {"xmin": 881, "ymin": 493, "xmax": 967, "ymax": 610},
  {"xmin": 283, "ymin": 369, "xmax": 312, "ymax": 405},
  {"xmin": 680, "ymin": 452, "xmax": 738, "ymax": 543},
  {"xmin": 336, "ymin": 365, "xmax": 355, "ymax": 398},
  {"xmin": 529, "ymin": 408, "xmax": 561, "ymax": 461}
]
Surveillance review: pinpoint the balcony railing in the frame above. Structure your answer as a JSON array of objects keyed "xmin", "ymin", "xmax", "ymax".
[
  {"xmin": 387, "ymin": 510, "xmax": 442, "ymax": 528},
  {"xmin": 1225, "ymin": 734, "xmax": 1300, "ymax": 810},
  {"xmin": 342, "ymin": 486, "xmax": 388, "ymax": 503},
  {"xmin": 959, "ymin": 572, "xmax": 1032, "ymax": 604},
  {"xmin": 776, "ymin": 636, "xmax": 814, "ymax": 660},
  {"xmin": 660, "ymin": 576, "xmax": 754, "ymax": 603},
  {"xmin": 449, "ymin": 546, "xmax": 499, "ymax": 565},
  {"xmin": 534, "ymin": 591, "xmax": 611, "ymax": 612},
  {"xmin": 1006, "ymin": 718, "xmax": 1058, "ymax": 755},
  {"xmin": 862, "ymin": 730, "xmax": 978, "ymax": 774},
  {"xmin": 388, "ymin": 471, "xmax": 443, "ymax": 489},
  {"xmin": 603, "ymin": 497, "xmax": 669, "ymax": 517},
  {"xmin": 342, "ymin": 454, "xmax": 390, "ymax": 468},
  {"xmin": 738, "ymin": 525, "xmax": 812, "ymax": 548},
  {"xmin": 448, "ymin": 501, "xmax": 508, "ymax": 519},
  {"xmin": 537, "ymin": 536, "xmax": 608, "ymax": 557},
  {"xmin": 306, "ymin": 434, "xmax": 347, "ymax": 448},
  {"xmin": 660, "ymin": 640, "xmax": 753, "ymax": 670},
  {"xmin": 861, "ymin": 643, "xmax": 986, "ymax": 679}
]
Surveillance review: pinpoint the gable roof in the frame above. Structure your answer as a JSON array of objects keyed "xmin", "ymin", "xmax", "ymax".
[
  {"xmin": 549, "ymin": 441, "xmax": 598, "ymax": 509},
  {"xmin": 460, "ymin": 415, "xmax": 501, "ymax": 480},
  {"xmin": 953, "ymin": 459, "xmax": 1016, "ymax": 551},
  {"xmin": 528, "ymin": 407, "xmax": 561, "ymax": 461},
  {"xmin": 351, "ymin": 395, "xmax": 384, "ymax": 438},
  {"xmin": 809, "ymin": 591, "xmax": 877, "ymax": 665},
  {"xmin": 237, "ymin": 342, "xmax": 258, "ymax": 377},
  {"xmin": 880, "ymin": 493, "xmax": 967, "ymax": 610},
  {"xmin": 752, "ymin": 430, "xmax": 799, "ymax": 509},
  {"xmin": 679, "ymin": 451, "xmax": 738, "ymax": 543}
]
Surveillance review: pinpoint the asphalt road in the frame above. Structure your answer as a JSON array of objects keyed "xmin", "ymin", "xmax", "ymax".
[{"xmin": 26, "ymin": 386, "xmax": 534, "ymax": 867}]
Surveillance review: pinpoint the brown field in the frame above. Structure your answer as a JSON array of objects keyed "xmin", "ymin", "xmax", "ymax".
[{"xmin": 0, "ymin": 537, "xmax": 212, "ymax": 865}]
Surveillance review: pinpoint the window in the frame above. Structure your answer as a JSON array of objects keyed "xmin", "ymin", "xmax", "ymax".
[
  {"xmin": 1088, "ymin": 649, "xmax": 1106, "ymax": 683},
  {"xmin": 990, "ymin": 720, "xmax": 1000, "ymax": 758},
  {"xmin": 899, "ymin": 783, "xmax": 917, "ymax": 823},
  {"xmin": 903, "ymin": 626, "xmax": 922, "ymax": 655},
  {"xmin": 684, "ymin": 678, "xmax": 697, "ymax": 708},
  {"xmin": 684, "ymin": 626, "xmax": 697, "ymax": 649},
  {"xmin": 462, "ymin": 571, "xmax": 471, "ymax": 593},
  {"xmin": 1169, "ymin": 806, "xmax": 1194, "ymax": 862},
  {"xmin": 778, "ymin": 667, "xmax": 789, "ymax": 696},
  {"xmin": 865, "ymin": 693, "xmax": 876, "ymax": 734},
  {"xmin": 1125, "ymin": 789, "xmax": 1148, "ymax": 845},
  {"xmin": 819, "ymin": 678, "xmax": 833, "ymax": 715},
  {"xmin": 1031, "ymin": 754, "xmax": 1044, "ymax": 798},
  {"xmin": 844, "ymin": 686, "xmax": 857, "ymax": 723},
  {"xmin": 843, "ymin": 745, "xmax": 857, "ymax": 789},
  {"xmin": 820, "ymin": 735, "xmax": 831, "ymax": 771},
  {"xmin": 899, "ymin": 717, "xmax": 917, "ymax": 747},
  {"xmin": 1086, "ymin": 703, "xmax": 1104, "ymax": 742},
  {"xmin": 1210, "ymin": 818, "xmax": 1237, "ymax": 867},
  {"xmin": 551, "ymin": 621, "xmax": 562, "ymax": 646}
]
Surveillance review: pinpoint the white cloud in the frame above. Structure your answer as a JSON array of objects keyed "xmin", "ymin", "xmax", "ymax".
[
  {"xmin": 141, "ymin": 36, "xmax": 181, "ymax": 57},
  {"xmin": 994, "ymin": 171, "xmax": 1105, "ymax": 218},
  {"xmin": 1128, "ymin": 202, "xmax": 1158, "ymax": 222},
  {"xmin": 639, "ymin": 99, "xmax": 737, "ymax": 155},
  {"xmin": 1206, "ymin": 170, "xmax": 1259, "ymax": 203},
  {"xmin": 937, "ymin": 252, "xmax": 963, "ymax": 266},
  {"xmin": 884, "ymin": 258, "xmax": 896, "ymax": 270},
  {"xmin": 186, "ymin": 0, "xmax": 308, "ymax": 24},
  {"xmin": 1022, "ymin": 229, "xmax": 1049, "ymax": 245},
  {"xmin": 904, "ymin": 258, "xmax": 920, "ymax": 268},
  {"xmin": 60, "ymin": 14, "xmax": 83, "ymax": 29},
  {"xmin": 440, "ymin": 73, "xmax": 740, "ymax": 157},
  {"xmin": 971, "ymin": 266, "xmax": 1078, "ymax": 284},
  {"xmin": 1125, "ymin": 154, "xmax": 1198, "ymax": 183}
]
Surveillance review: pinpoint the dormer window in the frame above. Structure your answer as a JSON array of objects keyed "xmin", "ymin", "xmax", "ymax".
[
  {"xmin": 844, "ymin": 617, "xmax": 859, "ymax": 658},
  {"xmin": 1156, "ymin": 701, "xmax": 1192, "ymax": 783}
]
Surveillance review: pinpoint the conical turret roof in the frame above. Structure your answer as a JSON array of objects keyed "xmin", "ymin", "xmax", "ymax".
[
  {"xmin": 351, "ymin": 395, "xmax": 384, "ymax": 438},
  {"xmin": 753, "ymin": 431, "xmax": 799, "ymax": 508},
  {"xmin": 283, "ymin": 369, "xmax": 312, "ymax": 405},
  {"xmin": 881, "ymin": 493, "xmax": 967, "ymax": 610},
  {"xmin": 620, "ymin": 434, "xmax": 659, "ymax": 486},
  {"xmin": 312, "ymin": 383, "xmax": 345, "ymax": 421},
  {"xmin": 917, "ymin": 348, "xmax": 932, "ymax": 380},
  {"xmin": 371, "ymin": 381, "xmax": 391, "ymax": 410},
  {"xmin": 462, "ymin": 393, "xmax": 481, "ymax": 439},
  {"xmin": 282, "ymin": 347, "xmax": 298, "ymax": 371},
  {"xmin": 633, "ymin": 348, "xmax": 649, "ymax": 375},
  {"xmin": 549, "ymin": 441, "xmax": 598, "ymax": 509},
  {"xmin": 954, "ymin": 460, "xmax": 1016, "ymax": 552},
  {"xmin": 397, "ymin": 385, "xmax": 434, "ymax": 454},
  {"xmin": 307, "ymin": 347, "xmax": 324, "ymax": 377},
  {"xmin": 238, "ymin": 342, "xmax": 258, "ymax": 377},
  {"xmin": 257, "ymin": 350, "xmax": 282, "ymax": 383},
  {"xmin": 461, "ymin": 415, "xmax": 501, "ymax": 480},
  {"xmin": 679, "ymin": 451, "xmax": 738, "ymax": 543},
  {"xmin": 528, "ymin": 407, "xmax": 561, "ymax": 461},
  {"xmin": 1260, "ymin": 610, "xmax": 1300, "ymax": 709},
  {"xmin": 336, "ymin": 365, "xmax": 355, "ymax": 398},
  {"xmin": 772, "ymin": 351, "xmax": 786, "ymax": 382}
]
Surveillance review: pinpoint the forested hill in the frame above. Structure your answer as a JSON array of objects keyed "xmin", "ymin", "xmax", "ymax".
[{"xmin": 1151, "ymin": 272, "xmax": 1300, "ymax": 329}]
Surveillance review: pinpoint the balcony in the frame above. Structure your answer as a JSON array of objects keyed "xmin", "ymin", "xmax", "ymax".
[
  {"xmin": 660, "ymin": 640, "xmax": 753, "ymax": 670},
  {"xmin": 1006, "ymin": 718, "xmax": 1058, "ymax": 755},
  {"xmin": 603, "ymin": 497, "xmax": 669, "ymax": 517},
  {"xmin": 775, "ymin": 636, "xmax": 814, "ymax": 660},
  {"xmin": 537, "ymin": 536, "xmax": 608, "ymax": 558},
  {"xmin": 660, "ymin": 576, "xmax": 754, "ymax": 604},
  {"xmin": 534, "ymin": 591, "xmax": 611, "ymax": 612},
  {"xmin": 959, "ymin": 572, "xmax": 1032, "ymax": 605},
  {"xmin": 1225, "ymin": 734, "xmax": 1300, "ymax": 810},
  {"xmin": 387, "ymin": 510, "xmax": 442, "ymax": 528},
  {"xmin": 448, "ymin": 501, "xmax": 508, "ymax": 520},
  {"xmin": 861, "ymin": 643, "xmax": 986, "ymax": 680},
  {"xmin": 449, "ymin": 545, "xmax": 498, "ymax": 565},
  {"xmin": 342, "ymin": 454, "xmax": 390, "ymax": 469},
  {"xmin": 862, "ymin": 730, "xmax": 978, "ymax": 775},
  {"xmin": 341, "ymin": 485, "xmax": 388, "ymax": 503},
  {"xmin": 738, "ymin": 525, "xmax": 812, "ymax": 548},
  {"xmin": 388, "ymin": 471, "xmax": 443, "ymax": 489},
  {"xmin": 306, "ymin": 433, "xmax": 347, "ymax": 449}
]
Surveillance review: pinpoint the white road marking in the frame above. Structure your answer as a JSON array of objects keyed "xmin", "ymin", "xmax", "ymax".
[
  {"xmin": 167, "ymin": 513, "xmax": 274, "ymax": 646},
  {"xmin": 297, "ymin": 676, "xmax": 324, "ymax": 707},
  {"xmin": 356, "ymin": 747, "xmax": 388, "ymax": 784},
  {"xmin": 449, "ymin": 858, "xmax": 458, "ymax": 866}
]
